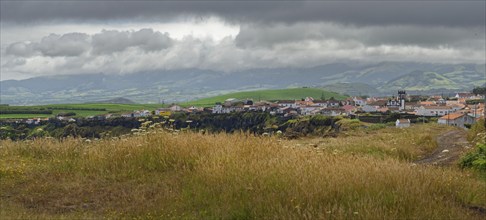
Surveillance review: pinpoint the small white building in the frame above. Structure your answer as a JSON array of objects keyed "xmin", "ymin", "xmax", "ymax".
[
  {"xmin": 362, "ymin": 105, "xmax": 379, "ymax": 112},
  {"xmin": 352, "ymin": 97, "xmax": 367, "ymax": 106},
  {"xmin": 212, "ymin": 103, "xmax": 230, "ymax": 114},
  {"xmin": 169, "ymin": 105, "xmax": 183, "ymax": 112},
  {"xmin": 395, "ymin": 119, "xmax": 411, "ymax": 128},
  {"xmin": 133, "ymin": 110, "xmax": 151, "ymax": 117},
  {"xmin": 300, "ymin": 105, "xmax": 321, "ymax": 115},
  {"xmin": 455, "ymin": 92, "xmax": 475, "ymax": 99},
  {"xmin": 313, "ymin": 100, "xmax": 328, "ymax": 107},
  {"xmin": 276, "ymin": 100, "xmax": 297, "ymax": 108},
  {"xmin": 320, "ymin": 108, "xmax": 346, "ymax": 116}
]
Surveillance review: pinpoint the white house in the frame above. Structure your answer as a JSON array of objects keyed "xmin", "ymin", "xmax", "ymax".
[
  {"xmin": 362, "ymin": 105, "xmax": 379, "ymax": 112},
  {"xmin": 133, "ymin": 110, "xmax": 151, "ymax": 117},
  {"xmin": 313, "ymin": 100, "xmax": 328, "ymax": 107},
  {"xmin": 327, "ymin": 100, "xmax": 341, "ymax": 107},
  {"xmin": 300, "ymin": 105, "xmax": 321, "ymax": 115},
  {"xmin": 212, "ymin": 103, "xmax": 230, "ymax": 114},
  {"xmin": 169, "ymin": 105, "xmax": 183, "ymax": 112},
  {"xmin": 320, "ymin": 108, "xmax": 346, "ymax": 116},
  {"xmin": 438, "ymin": 113, "xmax": 476, "ymax": 128},
  {"xmin": 276, "ymin": 100, "xmax": 297, "ymax": 108},
  {"xmin": 455, "ymin": 92, "xmax": 475, "ymax": 99},
  {"xmin": 304, "ymin": 97, "xmax": 314, "ymax": 102},
  {"xmin": 395, "ymin": 119, "xmax": 411, "ymax": 128},
  {"xmin": 352, "ymin": 97, "xmax": 367, "ymax": 106},
  {"xmin": 415, "ymin": 106, "xmax": 454, "ymax": 116},
  {"xmin": 212, "ymin": 102, "xmax": 244, "ymax": 114}
]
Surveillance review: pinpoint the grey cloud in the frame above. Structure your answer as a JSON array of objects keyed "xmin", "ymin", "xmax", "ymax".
[
  {"xmin": 91, "ymin": 30, "xmax": 131, "ymax": 55},
  {"xmin": 6, "ymin": 42, "xmax": 35, "ymax": 57},
  {"xmin": 235, "ymin": 23, "xmax": 486, "ymax": 49},
  {"xmin": 1, "ymin": 1, "xmax": 484, "ymax": 27},
  {"xmin": 35, "ymin": 33, "xmax": 90, "ymax": 57},
  {"xmin": 2, "ymin": 25, "xmax": 485, "ymax": 79},
  {"xmin": 5, "ymin": 29, "xmax": 172, "ymax": 57},
  {"xmin": 91, "ymin": 29, "xmax": 172, "ymax": 55},
  {"xmin": 6, "ymin": 33, "xmax": 90, "ymax": 57},
  {"xmin": 3, "ymin": 58, "xmax": 26, "ymax": 68}
]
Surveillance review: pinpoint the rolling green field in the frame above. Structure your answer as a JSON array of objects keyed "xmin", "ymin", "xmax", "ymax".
[
  {"xmin": 181, "ymin": 88, "xmax": 347, "ymax": 107},
  {"xmin": 0, "ymin": 103, "xmax": 164, "ymax": 119}
]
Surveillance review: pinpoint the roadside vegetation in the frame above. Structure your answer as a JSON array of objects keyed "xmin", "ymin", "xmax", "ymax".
[
  {"xmin": 1, "ymin": 124, "xmax": 485, "ymax": 219},
  {"xmin": 461, "ymin": 118, "xmax": 486, "ymax": 172},
  {"xmin": 289, "ymin": 123, "xmax": 453, "ymax": 161}
]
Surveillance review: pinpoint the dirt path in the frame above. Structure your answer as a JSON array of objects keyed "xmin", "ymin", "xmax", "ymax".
[
  {"xmin": 414, "ymin": 129, "xmax": 471, "ymax": 166},
  {"xmin": 414, "ymin": 129, "xmax": 486, "ymax": 216}
]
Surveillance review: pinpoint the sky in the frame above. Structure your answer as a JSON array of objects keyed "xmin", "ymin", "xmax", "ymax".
[{"xmin": 1, "ymin": 0, "xmax": 485, "ymax": 80}]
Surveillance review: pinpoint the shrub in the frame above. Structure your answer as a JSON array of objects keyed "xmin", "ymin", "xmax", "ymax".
[
  {"xmin": 467, "ymin": 119, "xmax": 485, "ymax": 143},
  {"xmin": 336, "ymin": 119, "xmax": 363, "ymax": 131},
  {"xmin": 460, "ymin": 143, "xmax": 486, "ymax": 171}
]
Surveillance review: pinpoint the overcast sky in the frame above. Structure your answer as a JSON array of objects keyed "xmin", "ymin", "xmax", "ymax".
[{"xmin": 1, "ymin": 0, "xmax": 485, "ymax": 80}]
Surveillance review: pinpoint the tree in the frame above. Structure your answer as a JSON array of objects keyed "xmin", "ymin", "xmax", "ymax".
[
  {"xmin": 320, "ymin": 92, "xmax": 325, "ymax": 100},
  {"xmin": 472, "ymin": 86, "xmax": 486, "ymax": 95}
]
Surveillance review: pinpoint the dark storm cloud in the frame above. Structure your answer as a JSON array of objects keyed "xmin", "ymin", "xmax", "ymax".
[{"xmin": 1, "ymin": 1, "xmax": 485, "ymax": 27}]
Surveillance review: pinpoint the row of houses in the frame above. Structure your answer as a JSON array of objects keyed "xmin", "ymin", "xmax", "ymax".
[
  {"xmin": 355, "ymin": 91, "xmax": 484, "ymax": 119},
  {"xmin": 212, "ymin": 97, "xmax": 355, "ymax": 117},
  {"xmin": 16, "ymin": 91, "xmax": 482, "ymax": 130}
]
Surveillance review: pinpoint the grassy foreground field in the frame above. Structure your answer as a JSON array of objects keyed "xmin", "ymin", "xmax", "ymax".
[
  {"xmin": 1, "ymin": 124, "xmax": 485, "ymax": 219},
  {"xmin": 181, "ymin": 88, "xmax": 347, "ymax": 107}
]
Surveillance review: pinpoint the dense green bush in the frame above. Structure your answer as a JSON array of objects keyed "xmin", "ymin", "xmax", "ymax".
[
  {"xmin": 467, "ymin": 119, "xmax": 485, "ymax": 143},
  {"xmin": 460, "ymin": 119, "xmax": 486, "ymax": 171},
  {"xmin": 281, "ymin": 115, "xmax": 340, "ymax": 138},
  {"xmin": 460, "ymin": 143, "xmax": 486, "ymax": 171}
]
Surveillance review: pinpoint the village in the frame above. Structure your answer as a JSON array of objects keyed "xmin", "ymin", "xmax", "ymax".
[{"xmin": 19, "ymin": 90, "xmax": 485, "ymax": 129}]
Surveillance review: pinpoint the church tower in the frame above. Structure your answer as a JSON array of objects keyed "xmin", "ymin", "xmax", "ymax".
[{"xmin": 398, "ymin": 90, "xmax": 406, "ymax": 110}]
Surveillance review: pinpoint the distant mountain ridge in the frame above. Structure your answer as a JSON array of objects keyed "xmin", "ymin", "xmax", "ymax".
[{"xmin": 1, "ymin": 62, "xmax": 484, "ymax": 105}]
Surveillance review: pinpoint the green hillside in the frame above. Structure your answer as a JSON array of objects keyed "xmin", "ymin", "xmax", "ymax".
[
  {"xmin": 182, "ymin": 88, "xmax": 347, "ymax": 107},
  {"xmin": 0, "ymin": 103, "xmax": 164, "ymax": 119},
  {"xmin": 380, "ymin": 71, "xmax": 462, "ymax": 91},
  {"xmin": 321, "ymin": 83, "xmax": 380, "ymax": 96}
]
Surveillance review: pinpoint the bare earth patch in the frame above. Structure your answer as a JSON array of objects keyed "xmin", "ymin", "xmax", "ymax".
[
  {"xmin": 415, "ymin": 129, "xmax": 486, "ymax": 215},
  {"xmin": 415, "ymin": 129, "xmax": 470, "ymax": 166}
]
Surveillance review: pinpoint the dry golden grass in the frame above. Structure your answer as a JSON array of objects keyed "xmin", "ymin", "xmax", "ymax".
[
  {"xmin": 0, "ymin": 124, "xmax": 485, "ymax": 219},
  {"xmin": 289, "ymin": 123, "xmax": 454, "ymax": 161}
]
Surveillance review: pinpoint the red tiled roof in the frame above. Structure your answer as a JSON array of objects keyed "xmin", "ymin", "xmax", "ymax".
[
  {"xmin": 423, "ymin": 105, "xmax": 452, "ymax": 110},
  {"xmin": 439, "ymin": 113, "xmax": 465, "ymax": 120}
]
